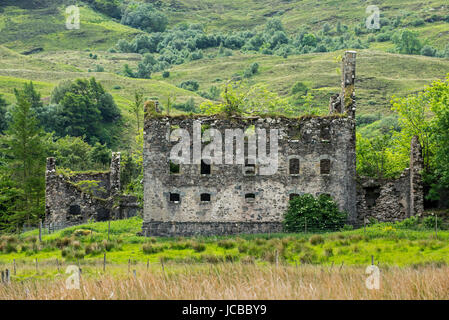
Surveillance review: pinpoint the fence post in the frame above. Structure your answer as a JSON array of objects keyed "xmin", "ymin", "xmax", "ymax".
[
  {"xmin": 38, "ymin": 220, "xmax": 42, "ymax": 243},
  {"xmin": 103, "ymin": 253, "xmax": 106, "ymax": 272},
  {"xmin": 56, "ymin": 258, "xmax": 60, "ymax": 273},
  {"xmin": 128, "ymin": 258, "xmax": 131, "ymax": 275},
  {"xmin": 435, "ymin": 214, "xmax": 438, "ymax": 239},
  {"xmin": 371, "ymin": 255, "xmax": 374, "ymax": 265},
  {"xmin": 147, "ymin": 259, "xmax": 149, "ymax": 271},
  {"xmin": 133, "ymin": 270, "xmax": 136, "ymax": 278},
  {"xmin": 1, "ymin": 270, "xmax": 4, "ymax": 284},
  {"xmin": 5, "ymin": 269, "xmax": 10, "ymax": 284}
]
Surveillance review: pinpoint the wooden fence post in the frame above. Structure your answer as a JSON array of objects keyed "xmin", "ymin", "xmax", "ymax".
[
  {"xmin": 435, "ymin": 214, "xmax": 438, "ymax": 239},
  {"xmin": 5, "ymin": 269, "xmax": 10, "ymax": 284},
  {"xmin": 128, "ymin": 258, "xmax": 131, "ymax": 275},
  {"xmin": 371, "ymin": 255, "xmax": 374, "ymax": 265},
  {"xmin": 103, "ymin": 253, "xmax": 106, "ymax": 272},
  {"xmin": 38, "ymin": 220, "xmax": 42, "ymax": 243},
  {"xmin": 13, "ymin": 259, "xmax": 16, "ymax": 276},
  {"xmin": 56, "ymin": 258, "xmax": 60, "ymax": 273},
  {"xmin": 147, "ymin": 259, "xmax": 149, "ymax": 271}
]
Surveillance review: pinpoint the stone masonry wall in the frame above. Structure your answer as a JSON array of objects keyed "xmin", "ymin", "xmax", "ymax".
[
  {"xmin": 356, "ymin": 135, "xmax": 424, "ymax": 223},
  {"xmin": 142, "ymin": 115, "xmax": 357, "ymax": 237},
  {"xmin": 45, "ymin": 153, "xmax": 141, "ymax": 225}
]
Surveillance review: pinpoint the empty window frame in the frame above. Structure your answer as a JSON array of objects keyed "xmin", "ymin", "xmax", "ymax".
[
  {"xmin": 200, "ymin": 193, "xmax": 211, "ymax": 202},
  {"xmin": 289, "ymin": 193, "xmax": 300, "ymax": 201},
  {"xmin": 320, "ymin": 126, "xmax": 331, "ymax": 140},
  {"xmin": 169, "ymin": 193, "xmax": 180, "ymax": 203},
  {"xmin": 201, "ymin": 160, "xmax": 211, "ymax": 175},
  {"xmin": 289, "ymin": 158, "xmax": 300, "ymax": 175},
  {"xmin": 320, "ymin": 159, "xmax": 331, "ymax": 175},
  {"xmin": 245, "ymin": 193, "xmax": 256, "ymax": 202},
  {"xmin": 244, "ymin": 158, "xmax": 256, "ymax": 175}
]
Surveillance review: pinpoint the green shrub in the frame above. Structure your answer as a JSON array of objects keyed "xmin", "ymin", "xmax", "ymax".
[
  {"xmin": 283, "ymin": 194, "xmax": 347, "ymax": 232},
  {"xmin": 324, "ymin": 248, "xmax": 333, "ymax": 257},
  {"xmin": 142, "ymin": 243, "xmax": 164, "ymax": 254},
  {"xmin": 217, "ymin": 239, "xmax": 236, "ymax": 249},
  {"xmin": 423, "ymin": 215, "xmax": 439, "ymax": 229},
  {"xmin": 309, "ymin": 235, "xmax": 324, "ymax": 245},
  {"xmin": 179, "ymin": 80, "xmax": 200, "ymax": 92},
  {"xmin": 396, "ymin": 216, "xmax": 419, "ymax": 229},
  {"xmin": 162, "ymin": 71, "xmax": 170, "ymax": 78},
  {"xmin": 192, "ymin": 242, "xmax": 206, "ymax": 253}
]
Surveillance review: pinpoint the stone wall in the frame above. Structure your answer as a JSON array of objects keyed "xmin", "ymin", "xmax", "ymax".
[
  {"xmin": 45, "ymin": 153, "xmax": 141, "ymax": 225},
  {"xmin": 142, "ymin": 115, "xmax": 357, "ymax": 236},
  {"xmin": 142, "ymin": 51, "xmax": 358, "ymax": 237},
  {"xmin": 356, "ymin": 136, "xmax": 424, "ymax": 223}
]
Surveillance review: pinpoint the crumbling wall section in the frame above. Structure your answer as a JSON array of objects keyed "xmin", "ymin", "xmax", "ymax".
[
  {"xmin": 45, "ymin": 152, "xmax": 141, "ymax": 225},
  {"xmin": 356, "ymin": 136, "xmax": 424, "ymax": 223}
]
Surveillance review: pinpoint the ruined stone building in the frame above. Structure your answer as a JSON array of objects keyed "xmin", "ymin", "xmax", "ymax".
[
  {"xmin": 45, "ymin": 51, "xmax": 425, "ymax": 235},
  {"xmin": 45, "ymin": 153, "xmax": 140, "ymax": 225},
  {"xmin": 141, "ymin": 53, "xmax": 360, "ymax": 236}
]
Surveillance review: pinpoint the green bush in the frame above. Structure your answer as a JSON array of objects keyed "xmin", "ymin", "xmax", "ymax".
[
  {"xmin": 283, "ymin": 194, "xmax": 347, "ymax": 232},
  {"xmin": 179, "ymin": 80, "xmax": 199, "ymax": 92},
  {"xmin": 162, "ymin": 71, "xmax": 170, "ymax": 78},
  {"xmin": 309, "ymin": 235, "xmax": 324, "ymax": 245}
]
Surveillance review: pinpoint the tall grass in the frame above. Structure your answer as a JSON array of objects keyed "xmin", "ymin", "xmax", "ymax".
[{"xmin": 0, "ymin": 263, "xmax": 448, "ymax": 299}]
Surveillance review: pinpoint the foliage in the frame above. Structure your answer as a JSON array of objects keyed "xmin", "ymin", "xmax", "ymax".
[
  {"xmin": 120, "ymin": 2, "xmax": 168, "ymax": 33},
  {"xmin": 85, "ymin": 0, "xmax": 121, "ymax": 19},
  {"xmin": 49, "ymin": 78, "xmax": 122, "ymax": 147},
  {"xmin": 178, "ymin": 80, "xmax": 199, "ymax": 92},
  {"xmin": 0, "ymin": 94, "xmax": 7, "ymax": 134},
  {"xmin": 200, "ymin": 82, "xmax": 295, "ymax": 116},
  {"xmin": 392, "ymin": 29, "xmax": 422, "ymax": 54},
  {"xmin": 0, "ymin": 89, "xmax": 46, "ymax": 230},
  {"xmin": 47, "ymin": 135, "xmax": 111, "ymax": 171},
  {"xmin": 283, "ymin": 194, "xmax": 347, "ymax": 232}
]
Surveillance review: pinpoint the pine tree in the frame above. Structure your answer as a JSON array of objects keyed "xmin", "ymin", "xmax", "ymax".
[{"xmin": 0, "ymin": 90, "xmax": 46, "ymax": 229}]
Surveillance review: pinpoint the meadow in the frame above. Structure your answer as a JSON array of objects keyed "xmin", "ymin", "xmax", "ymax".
[{"xmin": 0, "ymin": 217, "xmax": 449, "ymax": 299}]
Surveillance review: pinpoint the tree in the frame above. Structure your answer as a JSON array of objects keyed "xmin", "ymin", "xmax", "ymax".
[
  {"xmin": 425, "ymin": 76, "xmax": 449, "ymax": 196},
  {"xmin": 0, "ymin": 91, "xmax": 46, "ymax": 229},
  {"xmin": 51, "ymin": 78, "xmax": 121, "ymax": 146},
  {"xmin": 391, "ymin": 89, "xmax": 434, "ymax": 172},
  {"xmin": 121, "ymin": 2, "xmax": 168, "ymax": 33},
  {"xmin": 130, "ymin": 90, "xmax": 144, "ymax": 134},
  {"xmin": 0, "ymin": 94, "xmax": 7, "ymax": 134},
  {"xmin": 392, "ymin": 29, "xmax": 422, "ymax": 54}
]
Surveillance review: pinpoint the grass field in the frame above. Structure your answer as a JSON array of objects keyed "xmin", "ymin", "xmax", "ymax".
[
  {"xmin": 1, "ymin": 216, "xmax": 449, "ymax": 267},
  {"xmin": 1, "ymin": 263, "xmax": 449, "ymax": 299},
  {"xmin": 0, "ymin": 217, "xmax": 449, "ymax": 299}
]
